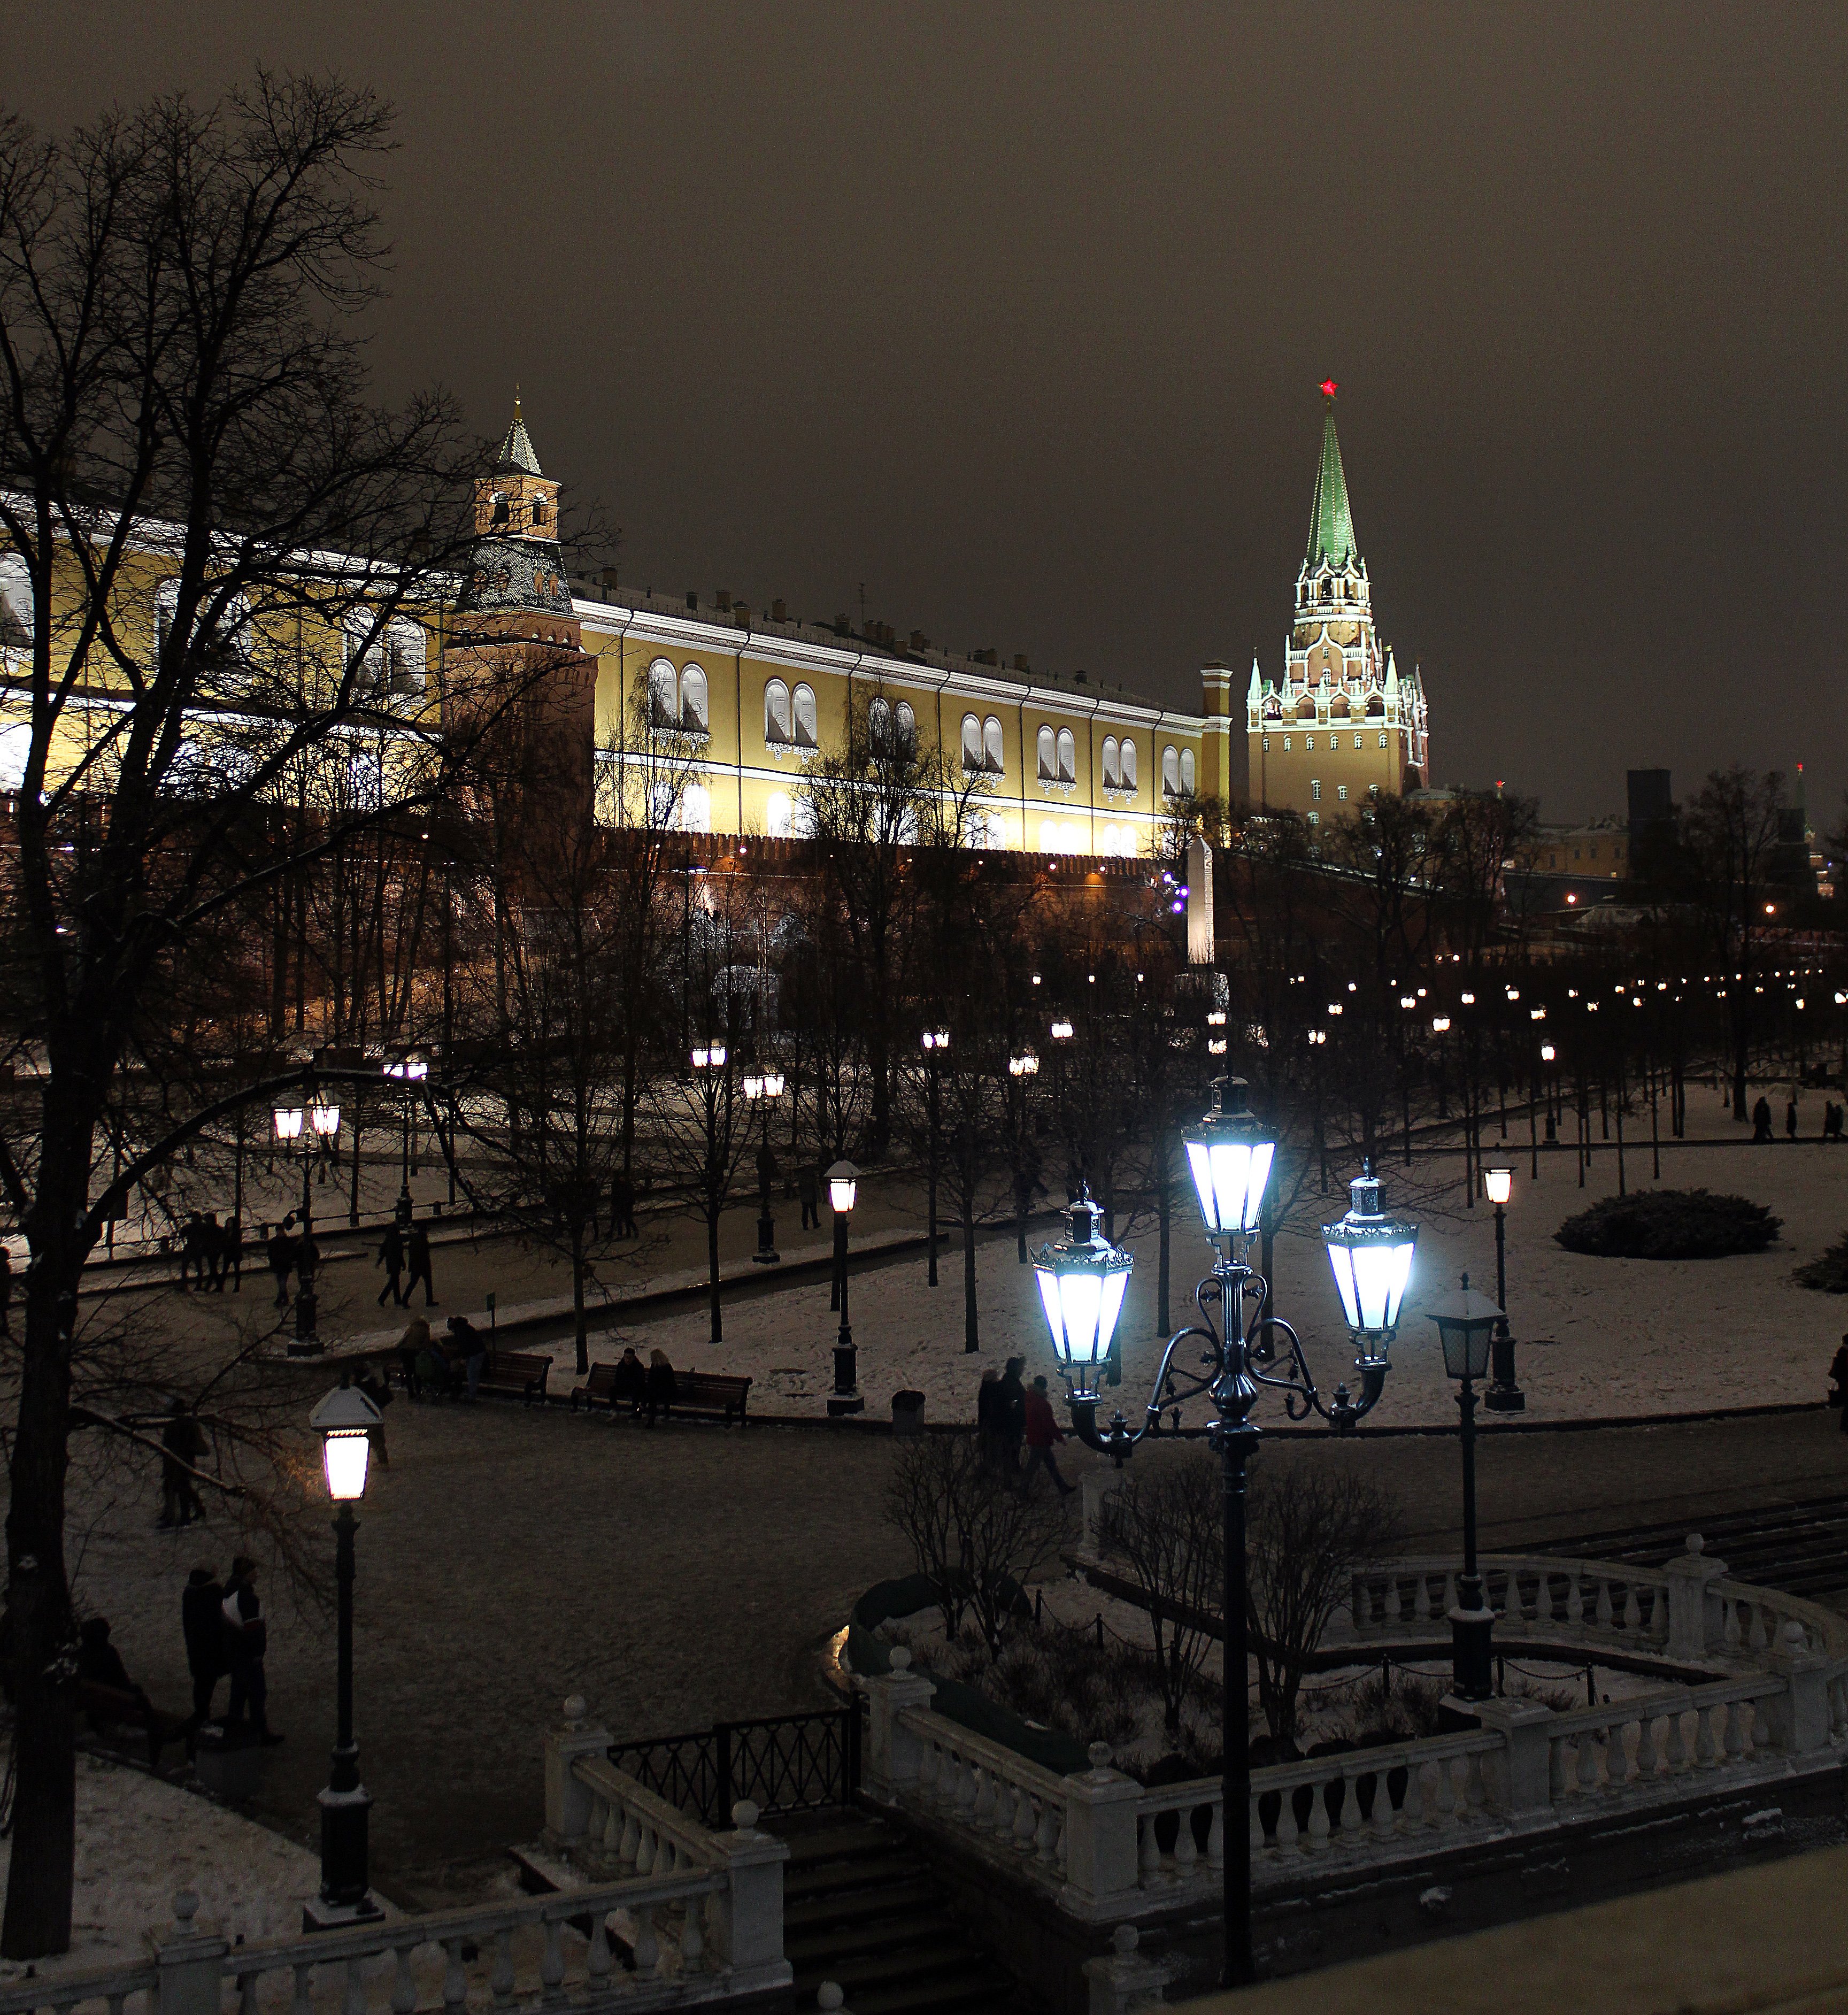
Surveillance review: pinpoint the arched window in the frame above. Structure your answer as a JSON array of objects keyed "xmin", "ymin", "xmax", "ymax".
[
  {"xmin": 1101, "ymin": 735, "xmax": 1119, "ymax": 788},
  {"xmin": 867, "ymin": 695, "xmax": 891, "ymax": 751},
  {"xmin": 1057, "ymin": 728, "xmax": 1076, "ymax": 783},
  {"xmin": 961, "ymin": 713, "xmax": 982, "ymax": 771},
  {"xmin": 984, "ymin": 717, "xmax": 1004, "ymax": 773},
  {"xmin": 383, "ymin": 619, "xmax": 426, "ymax": 695},
  {"xmin": 895, "ymin": 701, "xmax": 915, "ymax": 749},
  {"xmin": 1180, "ymin": 749, "xmax": 1196, "ymax": 794},
  {"xmin": 765, "ymin": 679, "xmax": 792, "ymax": 744},
  {"xmin": 0, "ymin": 721, "xmax": 28, "ymax": 793},
  {"xmin": 1120, "ymin": 739, "xmax": 1137, "ymax": 790},
  {"xmin": 1037, "ymin": 725, "xmax": 1057, "ymax": 780},
  {"xmin": 680, "ymin": 665, "xmax": 709, "ymax": 732},
  {"xmin": 680, "ymin": 782, "xmax": 712, "ymax": 834},
  {"xmin": 1378, "ymin": 731, "xmax": 1388, "ymax": 749},
  {"xmin": 491, "ymin": 494, "xmax": 510, "ymax": 526},
  {"xmin": 793, "ymin": 683, "xmax": 817, "ymax": 748},
  {"xmin": 155, "ymin": 578, "xmax": 181, "ymax": 652},
  {"xmin": 766, "ymin": 791, "xmax": 793, "ymax": 838},
  {"xmin": 1162, "ymin": 745, "xmax": 1180, "ymax": 796},
  {"xmin": 0, "ymin": 555, "xmax": 33, "ymax": 647},
  {"xmin": 648, "ymin": 658, "xmax": 678, "ymax": 728},
  {"xmin": 530, "ymin": 497, "xmax": 548, "ymax": 528}
]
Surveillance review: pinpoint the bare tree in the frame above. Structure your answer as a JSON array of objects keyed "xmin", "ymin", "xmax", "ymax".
[{"xmin": 1100, "ymin": 1456, "xmax": 1222, "ymax": 1736}]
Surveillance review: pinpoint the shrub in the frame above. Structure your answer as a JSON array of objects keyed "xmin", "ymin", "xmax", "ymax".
[
  {"xmin": 1793, "ymin": 1234, "xmax": 1848, "ymax": 1292},
  {"xmin": 1554, "ymin": 1189, "xmax": 1781, "ymax": 1260},
  {"xmin": 924, "ymin": 1620, "xmax": 1145, "ymax": 1751}
]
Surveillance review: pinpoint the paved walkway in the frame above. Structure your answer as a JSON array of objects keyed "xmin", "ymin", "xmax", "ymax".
[{"xmin": 60, "ymin": 1401, "xmax": 1848, "ymax": 1906}]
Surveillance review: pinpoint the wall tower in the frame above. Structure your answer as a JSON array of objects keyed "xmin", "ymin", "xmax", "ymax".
[{"xmin": 1246, "ymin": 384, "xmax": 1429, "ymax": 822}]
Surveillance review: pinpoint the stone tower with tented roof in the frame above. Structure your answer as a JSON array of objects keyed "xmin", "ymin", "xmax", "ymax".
[
  {"xmin": 449, "ymin": 397, "xmax": 596, "ymax": 833},
  {"xmin": 1245, "ymin": 384, "xmax": 1429, "ymax": 821}
]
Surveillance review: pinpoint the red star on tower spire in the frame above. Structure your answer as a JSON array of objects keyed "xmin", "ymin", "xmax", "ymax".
[{"xmin": 1318, "ymin": 378, "xmax": 1338, "ymax": 398}]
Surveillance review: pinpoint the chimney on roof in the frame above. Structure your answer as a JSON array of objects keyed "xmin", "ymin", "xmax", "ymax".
[
  {"xmin": 972, "ymin": 648, "xmax": 998, "ymax": 667},
  {"xmin": 1013, "ymin": 653, "xmax": 1029, "ymax": 673},
  {"xmin": 910, "ymin": 629, "xmax": 929, "ymax": 652},
  {"xmin": 734, "ymin": 603, "xmax": 751, "ymax": 626},
  {"xmin": 686, "ymin": 590, "xmax": 699, "ymax": 611},
  {"xmin": 833, "ymin": 613, "xmax": 850, "ymax": 636},
  {"xmin": 772, "ymin": 599, "xmax": 788, "ymax": 622},
  {"xmin": 599, "ymin": 566, "xmax": 619, "ymax": 596},
  {"xmin": 715, "ymin": 590, "xmax": 732, "ymax": 612},
  {"xmin": 1074, "ymin": 670, "xmax": 1088, "ymax": 684}
]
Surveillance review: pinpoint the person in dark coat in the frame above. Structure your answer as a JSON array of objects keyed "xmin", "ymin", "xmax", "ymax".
[
  {"xmin": 397, "ymin": 1314, "xmax": 433, "ymax": 1397},
  {"xmin": 448, "ymin": 1314, "xmax": 487, "ymax": 1401},
  {"xmin": 1787, "ymin": 1097, "xmax": 1799, "ymax": 1141},
  {"xmin": 976, "ymin": 1367, "xmax": 1006, "ymax": 1470},
  {"xmin": 375, "ymin": 1222, "xmax": 406, "ymax": 1308},
  {"xmin": 215, "ymin": 1214, "xmax": 243, "ymax": 1293},
  {"xmin": 78, "ymin": 1617, "xmax": 178, "ymax": 1766},
  {"xmin": 181, "ymin": 1565, "xmax": 225, "ymax": 1731},
  {"xmin": 1751, "ymin": 1095, "xmax": 1775, "ymax": 1142},
  {"xmin": 178, "ymin": 1213, "xmax": 207, "ymax": 1291},
  {"xmin": 995, "ymin": 1357, "xmax": 1028, "ymax": 1471},
  {"xmin": 158, "ymin": 1402, "xmax": 207, "ymax": 1531},
  {"xmin": 222, "ymin": 1556, "xmax": 282, "ymax": 1743},
  {"xmin": 610, "ymin": 1172, "xmax": 638, "ymax": 1240},
  {"xmin": 610, "ymin": 1345, "xmax": 646, "ymax": 1416},
  {"xmin": 643, "ymin": 1348, "xmax": 677, "ymax": 1427},
  {"xmin": 404, "ymin": 1222, "xmax": 436, "ymax": 1306},
  {"xmin": 266, "ymin": 1217, "xmax": 298, "ymax": 1309}
]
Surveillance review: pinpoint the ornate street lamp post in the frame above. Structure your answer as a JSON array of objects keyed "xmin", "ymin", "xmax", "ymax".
[
  {"xmin": 305, "ymin": 1379, "xmax": 383, "ymax": 1931},
  {"xmin": 1427, "ymin": 1274, "xmax": 1504, "ymax": 1703},
  {"xmin": 275, "ymin": 1090, "xmax": 340, "ymax": 1353},
  {"xmin": 826, "ymin": 1160, "xmax": 861, "ymax": 1415},
  {"xmin": 382, "ymin": 1055, "xmax": 428, "ymax": 1225},
  {"xmin": 921, "ymin": 1030, "xmax": 950, "ymax": 1286},
  {"xmin": 1482, "ymin": 1166, "xmax": 1524, "ymax": 1412},
  {"xmin": 1035, "ymin": 1079, "xmax": 1417, "ymax": 1988},
  {"xmin": 743, "ymin": 1068, "xmax": 784, "ymax": 1263}
]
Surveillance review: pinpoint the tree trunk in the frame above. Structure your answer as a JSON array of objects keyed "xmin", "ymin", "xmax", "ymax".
[
  {"xmin": 962, "ymin": 1199, "xmax": 979, "ymax": 1354},
  {"xmin": 708, "ymin": 1204, "xmax": 722, "ymax": 1344},
  {"xmin": 1156, "ymin": 1123, "xmax": 1172, "ymax": 1335},
  {"xmin": 573, "ymin": 1225, "xmax": 589, "ymax": 1376}
]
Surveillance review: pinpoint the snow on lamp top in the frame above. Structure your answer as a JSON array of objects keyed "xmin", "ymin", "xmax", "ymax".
[
  {"xmin": 1321, "ymin": 1159, "xmax": 1418, "ymax": 1353},
  {"xmin": 1181, "ymin": 1077, "xmax": 1276, "ymax": 1240},
  {"xmin": 1033, "ymin": 1193, "xmax": 1132, "ymax": 1386}
]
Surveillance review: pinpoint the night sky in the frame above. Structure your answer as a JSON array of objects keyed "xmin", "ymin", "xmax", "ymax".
[{"xmin": 10, "ymin": 3, "xmax": 1846, "ymax": 824}]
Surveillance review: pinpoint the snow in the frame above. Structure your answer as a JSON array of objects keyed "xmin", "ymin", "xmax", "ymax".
[
  {"xmin": 0, "ymin": 1746, "xmax": 322, "ymax": 1981},
  {"xmin": 566, "ymin": 1137, "xmax": 1848, "ymax": 1429}
]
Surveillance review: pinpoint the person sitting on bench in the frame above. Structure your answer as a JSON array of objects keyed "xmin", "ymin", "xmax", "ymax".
[
  {"xmin": 611, "ymin": 1345, "xmax": 646, "ymax": 1416},
  {"xmin": 644, "ymin": 1348, "xmax": 677, "ymax": 1427},
  {"xmin": 76, "ymin": 1617, "xmax": 182, "ymax": 1767}
]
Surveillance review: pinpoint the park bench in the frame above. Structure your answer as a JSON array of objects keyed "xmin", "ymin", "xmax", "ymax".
[
  {"xmin": 77, "ymin": 1678, "xmax": 184, "ymax": 1768},
  {"xmin": 476, "ymin": 1349, "xmax": 552, "ymax": 1405},
  {"xmin": 669, "ymin": 1370, "xmax": 751, "ymax": 1426},
  {"xmin": 570, "ymin": 1362, "xmax": 641, "ymax": 1414}
]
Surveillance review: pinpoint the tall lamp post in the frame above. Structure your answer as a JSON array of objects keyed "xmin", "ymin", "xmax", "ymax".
[
  {"xmin": 306, "ymin": 1379, "xmax": 383, "ymax": 1931},
  {"xmin": 1007, "ymin": 1045, "xmax": 1040, "ymax": 1264},
  {"xmin": 1427, "ymin": 1275, "xmax": 1504, "ymax": 1704},
  {"xmin": 1482, "ymin": 1166, "xmax": 1524, "ymax": 1412},
  {"xmin": 383, "ymin": 1055, "xmax": 428, "ymax": 1225},
  {"xmin": 921, "ymin": 1029, "xmax": 949, "ymax": 1286},
  {"xmin": 826, "ymin": 1160, "xmax": 861, "ymax": 1415},
  {"xmin": 1035, "ymin": 1078, "xmax": 1416, "ymax": 1988},
  {"xmin": 275, "ymin": 1090, "xmax": 341, "ymax": 1354},
  {"xmin": 743, "ymin": 1068, "xmax": 784, "ymax": 1263}
]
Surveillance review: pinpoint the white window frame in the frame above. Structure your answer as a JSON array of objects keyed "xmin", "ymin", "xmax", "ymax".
[
  {"xmin": 765, "ymin": 679, "xmax": 792, "ymax": 744},
  {"xmin": 680, "ymin": 664, "xmax": 709, "ymax": 733},
  {"xmin": 793, "ymin": 683, "xmax": 818, "ymax": 749},
  {"xmin": 648, "ymin": 657, "xmax": 679, "ymax": 729},
  {"xmin": 984, "ymin": 717, "xmax": 1004, "ymax": 774},
  {"xmin": 1056, "ymin": 727, "xmax": 1076, "ymax": 785},
  {"xmin": 1037, "ymin": 725, "xmax": 1057, "ymax": 781}
]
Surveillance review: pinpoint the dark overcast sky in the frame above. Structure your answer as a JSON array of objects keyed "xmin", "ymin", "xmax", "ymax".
[{"xmin": 9, "ymin": 2, "xmax": 1846, "ymax": 823}]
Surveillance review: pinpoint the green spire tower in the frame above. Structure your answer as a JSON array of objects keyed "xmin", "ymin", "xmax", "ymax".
[{"xmin": 1306, "ymin": 385, "xmax": 1359, "ymax": 570}]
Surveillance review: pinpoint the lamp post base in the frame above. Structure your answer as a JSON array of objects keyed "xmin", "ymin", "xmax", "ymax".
[
  {"xmin": 287, "ymin": 1284, "xmax": 322, "ymax": 1356},
  {"xmin": 1448, "ymin": 1602, "xmax": 1497, "ymax": 1703},
  {"xmin": 306, "ymin": 1777, "xmax": 379, "ymax": 1931},
  {"xmin": 1485, "ymin": 1326, "xmax": 1524, "ymax": 1411},
  {"xmin": 828, "ymin": 1337, "xmax": 863, "ymax": 1414},
  {"xmin": 752, "ymin": 1208, "xmax": 780, "ymax": 1264}
]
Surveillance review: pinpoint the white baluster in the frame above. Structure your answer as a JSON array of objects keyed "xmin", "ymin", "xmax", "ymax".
[
  {"xmin": 1035, "ymin": 1802, "xmax": 1060, "ymax": 1864},
  {"xmin": 1175, "ymin": 1804, "xmax": 1199, "ymax": 1875},
  {"xmin": 541, "ymin": 1918, "xmax": 566, "ymax": 2005},
  {"xmin": 343, "ymin": 1961, "xmax": 367, "ymax": 2015},
  {"xmin": 1596, "ymin": 1580, "xmax": 1614, "ymax": 1631},
  {"xmin": 1531, "ymin": 1571, "xmax": 1552, "ymax": 1626},
  {"xmin": 1623, "ymin": 1587, "xmax": 1642, "ymax": 1634},
  {"xmin": 1723, "ymin": 1601, "xmax": 1742, "ymax": 1651},
  {"xmin": 1434, "ymin": 1755, "xmax": 1458, "ymax": 1826},
  {"xmin": 1752, "ymin": 1698, "xmax": 1774, "ymax": 1755},
  {"xmin": 392, "ymin": 1943, "xmax": 419, "ymax": 2015},
  {"xmin": 1013, "ymin": 1787, "xmax": 1038, "ymax": 1851},
  {"xmin": 441, "ymin": 1941, "xmax": 467, "ymax": 2015},
  {"xmin": 491, "ymin": 1928, "xmax": 516, "ymax": 2010},
  {"xmin": 1339, "ymin": 1767, "xmax": 1365, "ymax": 1844},
  {"xmin": 1250, "ymin": 1793, "xmax": 1266, "ymax": 1860},
  {"xmin": 1464, "ymin": 1749, "xmax": 1487, "ymax": 1817},
  {"xmin": 1139, "ymin": 1814, "xmax": 1163, "ymax": 1882},
  {"xmin": 587, "ymin": 1914, "xmax": 613, "ymax": 1986},
  {"xmin": 1370, "ymin": 1764, "xmax": 1397, "ymax": 1840},
  {"xmin": 1413, "ymin": 1575, "xmax": 1431, "ymax": 1623},
  {"xmin": 1442, "ymin": 1572, "xmax": 1458, "ymax": 1614},
  {"xmin": 681, "ymin": 1896, "xmax": 705, "ymax": 1972},
  {"xmin": 1547, "ymin": 1737, "xmax": 1566, "ymax": 1804},
  {"xmin": 1748, "ymin": 1605, "xmax": 1769, "ymax": 1653},
  {"xmin": 1635, "ymin": 1713, "xmax": 1657, "ymax": 1780},
  {"xmin": 1603, "ymin": 1720, "xmax": 1629, "ymax": 1790},
  {"xmin": 292, "ymin": 1963, "xmax": 315, "ymax": 2015},
  {"xmin": 633, "ymin": 1904, "xmax": 659, "ymax": 1975},
  {"xmin": 635, "ymin": 1823, "xmax": 657, "ymax": 1876},
  {"xmin": 1306, "ymin": 1780, "xmax": 1332, "ymax": 1852},
  {"xmin": 973, "ymin": 1767, "xmax": 997, "ymax": 1828},
  {"xmin": 1384, "ymin": 1579, "xmax": 1402, "ymax": 1626},
  {"xmin": 1575, "ymin": 1733, "xmax": 1600, "ymax": 1795},
  {"xmin": 1665, "ymin": 1706, "xmax": 1688, "ymax": 1771},
  {"xmin": 1722, "ymin": 1699, "xmax": 1747, "ymax": 1763},
  {"xmin": 1275, "ymin": 1788, "xmax": 1300, "ymax": 1854},
  {"xmin": 1651, "ymin": 1586, "xmax": 1671, "ymax": 1642},
  {"xmin": 602, "ymin": 1798, "xmax": 621, "ymax": 1856},
  {"xmin": 1567, "ymin": 1572, "xmax": 1584, "ymax": 1627},
  {"xmin": 1207, "ymin": 1801, "xmax": 1225, "ymax": 1872},
  {"xmin": 1400, "ymin": 1759, "xmax": 1424, "ymax": 1831},
  {"xmin": 619, "ymin": 1809, "xmax": 640, "ymax": 1866},
  {"xmin": 1695, "ymin": 1704, "xmax": 1717, "ymax": 1767}
]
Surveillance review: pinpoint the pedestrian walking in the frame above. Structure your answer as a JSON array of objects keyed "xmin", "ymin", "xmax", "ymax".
[
  {"xmin": 221, "ymin": 1556, "xmax": 282, "ymax": 1744},
  {"xmin": 610, "ymin": 1171, "xmax": 638, "ymax": 1240},
  {"xmin": 1021, "ymin": 1376, "xmax": 1076, "ymax": 1497},
  {"xmin": 1751, "ymin": 1095, "xmax": 1775, "ymax": 1142},
  {"xmin": 181, "ymin": 1564, "xmax": 225, "ymax": 1732},
  {"xmin": 215, "ymin": 1214, "xmax": 243, "ymax": 1293},
  {"xmin": 996, "ymin": 1356, "xmax": 1028, "ymax": 1472},
  {"xmin": 266, "ymin": 1217, "xmax": 298, "ymax": 1309},
  {"xmin": 799, "ymin": 1164, "xmax": 820, "ymax": 1231},
  {"xmin": 375, "ymin": 1221, "xmax": 406, "ymax": 1308},
  {"xmin": 976, "ymin": 1367, "xmax": 1006, "ymax": 1470},
  {"xmin": 404, "ymin": 1222, "xmax": 436, "ymax": 1306},
  {"xmin": 643, "ymin": 1348, "xmax": 677, "ymax": 1427},
  {"xmin": 1787, "ymin": 1096, "xmax": 1799, "ymax": 1142},
  {"xmin": 158, "ymin": 1400, "xmax": 207, "ymax": 1531},
  {"xmin": 178, "ymin": 1213, "xmax": 207, "ymax": 1291}
]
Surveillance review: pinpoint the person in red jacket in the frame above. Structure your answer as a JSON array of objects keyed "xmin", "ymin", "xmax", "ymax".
[{"xmin": 1021, "ymin": 1375, "xmax": 1075, "ymax": 1498}]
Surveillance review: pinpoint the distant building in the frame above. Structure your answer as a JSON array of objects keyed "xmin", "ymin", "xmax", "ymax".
[
  {"xmin": 1531, "ymin": 820, "xmax": 1630, "ymax": 880},
  {"xmin": 1246, "ymin": 385, "xmax": 1430, "ymax": 823}
]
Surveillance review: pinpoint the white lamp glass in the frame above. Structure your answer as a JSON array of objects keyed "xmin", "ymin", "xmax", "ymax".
[
  {"xmin": 322, "ymin": 1429, "xmax": 372, "ymax": 1501},
  {"xmin": 1484, "ymin": 1167, "xmax": 1513, "ymax": 1206},
  {"xmin": 310, "ymin": 1098, "xmax": 340, "ymax": 1139},
  {"xmin": 1321, "ymin": 1164, "xmax": 1418, "ymax": 1352},
  {"xmin": 762, "ymin": 1070, "xmax": 784, "ymax": 1097},
  {"xmin": 1033, "ymin": 1196, "xmax": 1132, "ymax": 1382},
  {"xmin": 743, "ymin": 1072, "xmax": 765, "ymax": 1099},
  {"xmin": 1428, "ymin": 1274, "xmax": 1502, "ymax": 1380},
  {"xmin": 1181, "ymin": 1079, "xmax": 1276, "ymax": 1239},
  {"xmin": 273, "ymin": 1105, "xmax": 303, "ymax": 1142},
  {"xmin": 827, "ymin": 1159, "xmax": 858, "ymax": 1213}
]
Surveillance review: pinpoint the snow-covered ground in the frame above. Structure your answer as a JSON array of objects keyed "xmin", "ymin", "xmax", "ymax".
[
  {"xmin": 0, "ymin": 1748, "xmax": 322, "ymax": 1980},
  {"xmin": 554, "ymin": 1137, "xmax": 1848, "ymax": 1427}
]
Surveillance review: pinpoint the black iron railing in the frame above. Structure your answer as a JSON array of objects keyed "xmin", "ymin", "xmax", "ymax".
[{"xmin": 606, "ymin": 1703, "xmax": 862, "ymax": 1828}]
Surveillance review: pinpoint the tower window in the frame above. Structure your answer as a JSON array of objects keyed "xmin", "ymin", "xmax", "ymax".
[
  {"xmin": 1261, "ymin": 736, "xmax": 1270, "ymax": 752},
  {"xmin": 680, "ymin": 664, "xmax": 709, "ymax": 732},
  {"xmin": 1180, "ymin": 749, "xmax": 1195, "ymax": 793},
  {"xmin": 1308, "ymin": 809, "xmax": 1320, "ymax": 825},
  {"xmin": 1282, "ymin": 735, "xmax": 1291, "ymax": 751},
  {"xmin": 1038, "ymin": 724, "xmax": 1057, "ymax": 781},
  {"xmin": 1305, "ymin": 736, "xmax": 1313, "ymax": 751},
  {"xmin": 1378, "ymin": 732, "xmax": 1388, "ymax": 749},
  {"xmin": 491, "ymin": 494, "xmax": 510, "ymax": 526},
  {"xmin": 1337, "ymin": 785, "xmax": 1348, "ymax": 802},
  {"xmin": 531, "ymin": 498, "xmax": 548, "ymax": 527},
  {"xmin": 1311, "ymin": 780, "xmax": 1321, "ymax": 801},
  {"xmin": 1353, "ymin": 734, "xmax": 1362, "ymax": 749}
]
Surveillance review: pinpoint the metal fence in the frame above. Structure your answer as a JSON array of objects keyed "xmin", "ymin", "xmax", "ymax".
[{"xmin": 606, "ymin": 1703, "xmax": 862, "ymax": 1828}]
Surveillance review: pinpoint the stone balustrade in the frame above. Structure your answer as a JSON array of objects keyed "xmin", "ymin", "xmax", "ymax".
[{"xmin": 855, "ymin": 1552, "xmax": 1848, "ymax": 1927}]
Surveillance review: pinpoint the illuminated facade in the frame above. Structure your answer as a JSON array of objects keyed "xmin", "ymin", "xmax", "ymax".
[{"xmin": 1247, "ymin": 387, "xmax": 1429, "ymax": 822}]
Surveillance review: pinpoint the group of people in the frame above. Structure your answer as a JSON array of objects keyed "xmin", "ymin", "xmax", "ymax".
[
  {"xmin": 176, "ymin": 1212, "xmax": 244, "ymax": 1290},
  {"xmin": 976, "ymin": 1357, "xmax": 1075, "ymax": 1497},
  {"xmin": 264, "ymin": 1214, "xmax": 321, "ymax": 1309},
  {"xmin": 1750, "ymin": 1094, "xmax": 1847, "ymax": 1142},
  {"xmin": 374, "ymin": 1219, "xmax": 438, "ymax": 1307},
  {"xmin": 396, "ymin": 1312, "xmax": 486, "ymax": 1399},
  {"xmin": 603, "ymin": 1344, "xmax": 679, "ymax": 1424}
]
